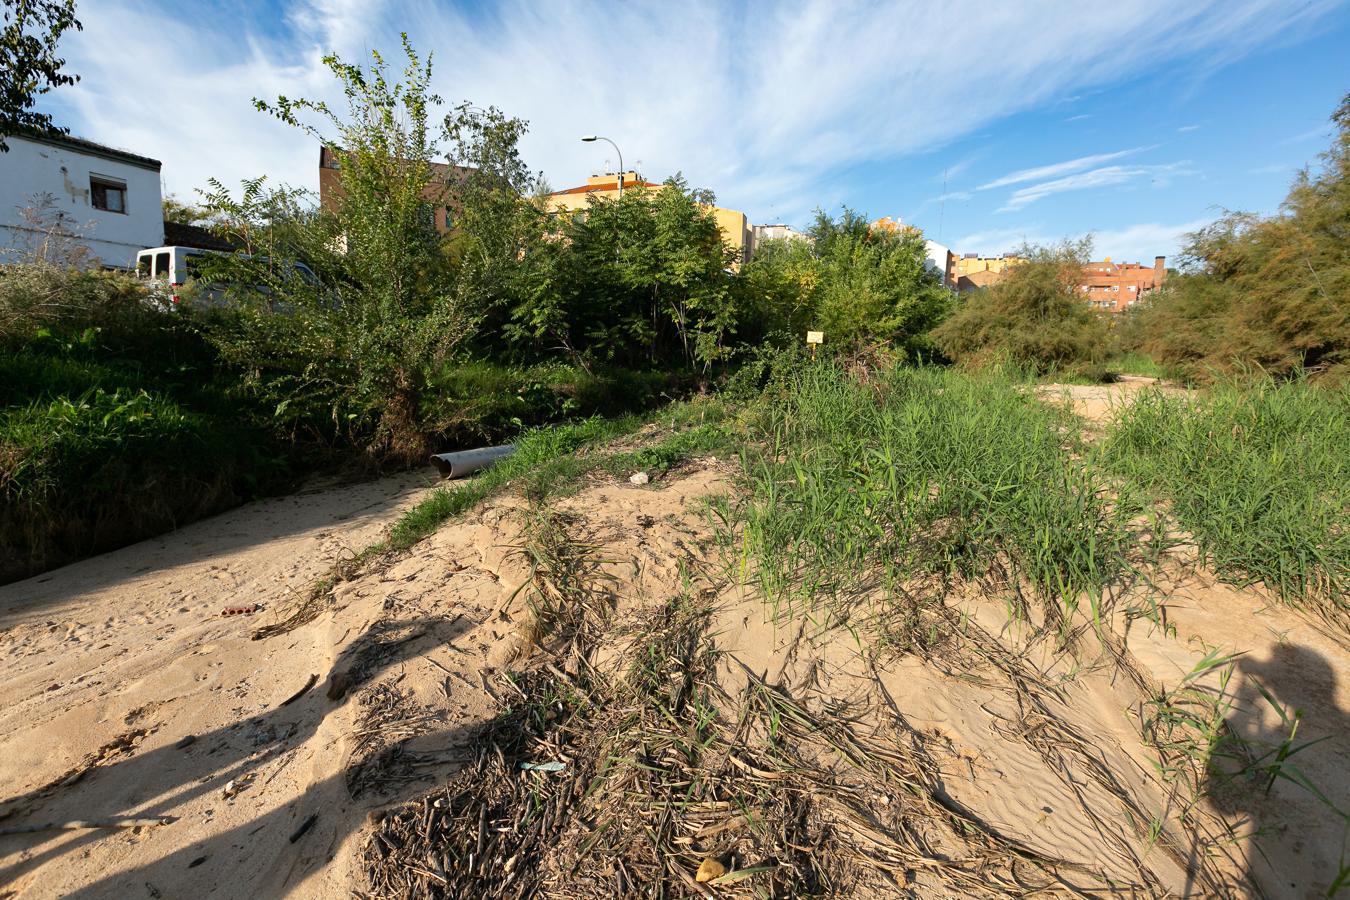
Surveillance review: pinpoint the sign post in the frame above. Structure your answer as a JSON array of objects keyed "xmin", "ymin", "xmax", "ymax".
[{"xmin": 806, "ymin": 330, "xmax": 824, "ymax": 359}]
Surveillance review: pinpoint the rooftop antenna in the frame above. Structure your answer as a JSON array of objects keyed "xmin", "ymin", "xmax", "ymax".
[{"xmin": 937, "ymin": 166, "xmax": 948, "ymax": 242}]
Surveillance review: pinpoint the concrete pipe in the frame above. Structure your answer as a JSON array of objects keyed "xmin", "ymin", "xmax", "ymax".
[{"xmin": 428, "ymin": 444, "xmax": 517, "ymax": 479}]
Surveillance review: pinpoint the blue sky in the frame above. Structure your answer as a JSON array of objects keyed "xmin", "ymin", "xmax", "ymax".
[{"xmin": 38, "ymin": 0, "xmax": 1350, "ymax": 263}]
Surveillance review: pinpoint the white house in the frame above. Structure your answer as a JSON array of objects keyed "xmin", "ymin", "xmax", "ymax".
[
  {"xmin": 924, "ymin": 239, "xmax": 956, "ymax": 290},
  {"xmin": 0, "ymin": 132, "xmax": 163, "ymax": 268}
]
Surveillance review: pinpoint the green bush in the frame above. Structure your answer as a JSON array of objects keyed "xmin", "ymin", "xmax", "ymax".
[
  {"xmin": 930, "ymin": 239, "xmax": 1113, "ymax": 377},
  {"xmin": 1105, "ymin": 379, "xmax": 1350, "ymax": 632},
  {"xmin": 423, "ymin": 360, "xmax": 681, "ymax": 448},
  {"xmin": 0, "ymin": 388, "xmax": 288, "ymax": 581}
]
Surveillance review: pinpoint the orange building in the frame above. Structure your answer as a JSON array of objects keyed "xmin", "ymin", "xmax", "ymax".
[{"xmin": 1078, "ymin": 256, "xmax": 1167, "ymax": 313}]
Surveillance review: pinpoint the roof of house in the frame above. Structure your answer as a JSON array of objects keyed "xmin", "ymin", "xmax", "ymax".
[
  {"xmin": 318, "ymin": 144, "xmax": 474, "ymax": 181},
  {"xmin": 549, "ymin": 179, "xmax": 662, "ymax": 196},
  {"xmin": 163, "ymin": 220, "xmax": 235, "ymax": 252},
  {"xmin": 13, "ymin": 130, "xmax": 161, "ymax": 170}
]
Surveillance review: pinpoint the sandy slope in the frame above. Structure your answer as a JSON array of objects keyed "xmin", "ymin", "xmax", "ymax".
[
  {"xmin": 2, "ymin": 381, "xmax": 1347, "ymax": 898},
  {"xmin": 0, "ymin": 471, "xmax": 440, "ymax": 898}
]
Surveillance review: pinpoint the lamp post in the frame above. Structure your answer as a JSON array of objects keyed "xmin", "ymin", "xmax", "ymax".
[{"xmin": 580, "ymin": 135, "xmax": 624, "ymax": 196}]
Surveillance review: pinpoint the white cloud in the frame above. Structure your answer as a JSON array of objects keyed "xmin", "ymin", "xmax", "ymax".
[
  {"xmin": 952, "ymin": 225, "xmax": 1051, "ymax": 255},
  {"xmin": 1177, "ymin": 124, "xmax": 1201, "ymax": 132},
  {"xmin": 1089, "ymin": 219, "xmax": 1213, "ymax": 262},
  {"xmin": 952, "ymin": 218, "xmax": 1211, "ymax": 260},
  {"xmin": 998, "ymin": 162, "xmax": 1193, "ymax": 211},
  {"xmin": 43, "ymin": 0, "xmax": 1341, "ymax": 224},
  {"xmin": 978, "ymin": 146, "xmax": 1151, "ymax": 191}
]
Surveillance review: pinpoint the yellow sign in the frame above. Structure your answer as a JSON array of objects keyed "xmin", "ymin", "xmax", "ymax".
[{"xmin": 806, "ymin": 331, "xmax": 824, "ymax": 344}]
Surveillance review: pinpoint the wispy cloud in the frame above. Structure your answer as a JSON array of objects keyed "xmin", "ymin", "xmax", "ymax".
[
  {"xmin": 998, "ymin": 162, "xmax": 1193, "ymax": 212},
  {"xmin": 953, "ymin": 225, "xmax": 1050, "ymax": 254},
  {"xmin": 1090, "ymin": 219, "xmax": 1212, "ymax": 261},
  {"xmin": 1280, "ymin": 124, "xmax": 1332, "ymax": 145},
  {"xmin": 1247, "ymin": 162, "xmax": 1294, "ymax": 175},
  {"xmin": 1177, "ymin": 124, "xmax": 1201, "ymax": 132},
  {"xmin": 1066, "ymin": 114, "xmax": 1094, "ymax": 122},
  {"xmin": 978, "ymin": 147, "xmax": 1151, "ymax": 191},
  {"xmin": 42, "ymin": 0, "xmax": 1342, "ymax": 224}
]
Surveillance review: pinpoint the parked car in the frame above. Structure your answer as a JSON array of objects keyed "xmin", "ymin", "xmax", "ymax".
[{"xmin": 135, "ymin": 245, "xmax": 320, "ymax": 310}]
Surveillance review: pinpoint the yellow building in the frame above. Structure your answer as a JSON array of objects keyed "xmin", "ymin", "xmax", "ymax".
[
  {"xmin": 953, "ymin": 254, "xmax": 1025, "ymax": 279},
  {"xmin": 546, "ymin": 173, "xmax": 752, "ymax": 265}
]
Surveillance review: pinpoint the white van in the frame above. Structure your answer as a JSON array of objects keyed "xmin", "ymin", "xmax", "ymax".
[{"xmin": 135, "ymin": 246, "xmax": 319, "ymax": 309}]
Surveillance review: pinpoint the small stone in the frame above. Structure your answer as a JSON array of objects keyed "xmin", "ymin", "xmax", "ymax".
[
  {"xmin": 695, "ymin": 858, "xmax": 725, "ymax": 883},
  {"xmin": 629, "ymin": 472, "xmax": 650, "ymax": 485}
]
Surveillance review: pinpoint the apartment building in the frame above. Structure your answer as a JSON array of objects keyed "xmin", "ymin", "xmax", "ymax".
[
  {"xmin": 1079, "ymin": 256, "xmax": 1167, "ymax": 312},
  {"xmin": 318, "ymin": 145, "xmax": 474, "ymax": 234}
]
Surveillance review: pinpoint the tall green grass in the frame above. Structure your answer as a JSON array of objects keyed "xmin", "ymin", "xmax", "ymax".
[
  {"xmin": 1, "ymin": 387, "xmax": 289, "ymax": 582},
  {"xmin": 1105, "ymin": 379, "xmax": 1350, "ymax": 631},
  {"xmin": 733, "ymin": 363, "xmax": 1139, "ymax": 636}
]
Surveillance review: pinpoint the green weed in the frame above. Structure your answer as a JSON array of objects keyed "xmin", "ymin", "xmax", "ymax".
[
  {"xmin": 732, "ymin": 361, "xmax": 1139, "ymax": 636},
  {"xmin": 1105, "ymin": 378, "xmax": 1350, "ymax": 633}
]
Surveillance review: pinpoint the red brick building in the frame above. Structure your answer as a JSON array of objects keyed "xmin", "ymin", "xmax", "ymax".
[
  {"xmin": 318, "ymin": 146, "xmax": 474, "ymax": 234},
  {"xmin": 1079, "ymin": 256, "xmax": 1167, "ymax": 313}
]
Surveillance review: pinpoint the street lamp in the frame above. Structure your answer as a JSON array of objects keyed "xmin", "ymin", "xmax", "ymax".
[{"xmin": 580, "ymin": 135, "xmax": 624, "ymax": 196}]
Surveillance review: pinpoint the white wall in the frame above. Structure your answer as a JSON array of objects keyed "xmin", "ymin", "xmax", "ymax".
[
  {"xmin": 924, "ymin": 239, "xmax": 953, "ymax": 288},
  {"xmin": 0, "ymin": 135, "xmax": 163, "ymax": 268}
]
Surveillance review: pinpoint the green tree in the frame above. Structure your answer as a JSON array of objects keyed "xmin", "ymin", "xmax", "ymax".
[
  {"xmin": 1, "ymin": 0, "xmax": 81, "ymax": 151},
  {"xmin": 735, "ymin": 209, "xmax": 950, "ymax": 356},
  {"xmin": 1136, "ymin": 92, "xmax": 1350, "ymax": 384},
  {"xmin": 198, "ymin": 36, "xmax": 482, "ymax": 461},
  {"xmin": 734, "ymin": 235, "xmax": 820, "ymax": 344},
  {"xmin": 931, "ymin": 239, "xmax": 1112, "ymax": 376},
  {"xmin": 506, "ymin": 177, "xmax": 739, "ymax": 371},
  {"xmin": 810, "ymin": 209, "xmax": 951, "ymax": 355}
]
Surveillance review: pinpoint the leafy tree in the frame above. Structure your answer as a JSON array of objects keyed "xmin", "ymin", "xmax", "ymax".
[
  {"xmin": 1, "ymin": 0, "xmax": 81, "ymax": 151},
  {"xmin": 1135, "ymin": 92, "xmax": 1350, "ymax": 384},
  {"xmin": 735, "ymin": 208, "xmax": 950, "ymax": 356},
  {"xmin": 506, "ymin": 177, "xmax": 739, "ymax": 371},
  {"xmin": 198, "ymin": 36, "xmax": 482, "ymax": 461},
  {"xmin": 931, "ymin": 239, "xmax": 1112, "ymax": 376},
  {"xmin": 809, "ymin": 209, "xmax": 951, "ymax": 355},
  {"xmin": 734, "ymin": 235, "xmax": 820, "ymax": 344}
]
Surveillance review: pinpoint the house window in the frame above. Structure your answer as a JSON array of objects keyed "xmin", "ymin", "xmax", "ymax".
[
  {"xmin": 90, "ymin": 177, "xmax": 127, "ymax": 213},
  {"xmin": 443, "ymin": 207, "xmax": 455, "ymax": 230}
]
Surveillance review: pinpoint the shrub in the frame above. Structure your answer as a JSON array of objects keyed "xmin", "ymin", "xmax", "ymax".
[
  {"xmin": 0, "ymin": 263, "xmax": 150, "ymax": 341},
  {"xmin": 0, "ymin": 388, "xmax": 288, "ymax": 582},
  {"xmin": 930, "ymin": 239, "xmax": 1113, "ymax": 376}
]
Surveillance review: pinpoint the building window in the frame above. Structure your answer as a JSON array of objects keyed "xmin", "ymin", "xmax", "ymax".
[
  {"xmin": 90, "ymin": 177, "xmax": 127, "ymax": 213},
  {"xmin": 443, "ymin": 207, "xmax": 455, "ymax": 230}
]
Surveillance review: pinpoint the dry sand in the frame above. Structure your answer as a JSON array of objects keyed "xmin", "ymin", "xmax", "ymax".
[{"xmin": 2, "ymin": 381, "xmax": 1347, "ymax": 898}]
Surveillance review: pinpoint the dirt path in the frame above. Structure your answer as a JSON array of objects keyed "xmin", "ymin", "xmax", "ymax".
[{"xmin": 0, "ymin": 471, "xmax": 439, "ymax": 898}]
